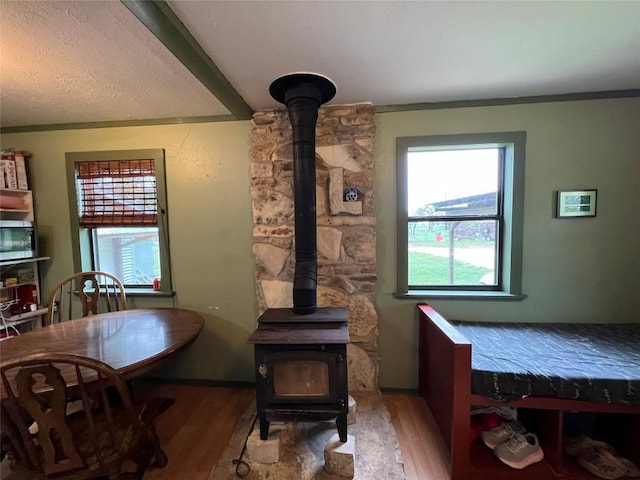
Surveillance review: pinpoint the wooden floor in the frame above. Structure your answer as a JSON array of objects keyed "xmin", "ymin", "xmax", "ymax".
[
  {"xmin": 137, "ymin": 383, "xmax": 451, "ymax": 480},
  {"xmin": 384, "ymin": 393, "xmax": 451, "ymax": 479}
]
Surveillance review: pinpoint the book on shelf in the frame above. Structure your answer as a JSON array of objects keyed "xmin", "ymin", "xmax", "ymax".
[{"xmin": 0, "ymin": 149, "xmax": 29, "ymax": 190}]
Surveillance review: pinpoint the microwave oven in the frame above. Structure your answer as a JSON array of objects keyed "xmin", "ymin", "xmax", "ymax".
[{"xmin": 0, "ymin": 220, "xmax": 37, "ymax": 261}]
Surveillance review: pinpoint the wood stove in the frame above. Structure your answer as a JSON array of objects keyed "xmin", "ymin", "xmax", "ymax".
[
  {"xmin": 247, "ymin": 307, "xmax": 349, "ymax": 442},
  {"xmin": 248, "ymin": 73, "xmax": 350, "ymax": 442}
]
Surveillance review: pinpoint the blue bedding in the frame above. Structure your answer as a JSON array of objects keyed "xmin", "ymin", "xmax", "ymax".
[{"xmin": 450, "ymin": 321, "xmax": 640, "ymax": 406}]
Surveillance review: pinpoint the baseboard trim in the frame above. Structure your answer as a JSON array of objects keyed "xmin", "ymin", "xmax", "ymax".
[
  {"xmin": 138, "ymin": 377, "xmax": 419, "ymax": 394},
  {"xmin": 138, "ymin": 376, "xmax": 255, "ymax": 389},
  {"xmin": 380, "ymin": 387, "xmax": 419, "ymax": 394}
]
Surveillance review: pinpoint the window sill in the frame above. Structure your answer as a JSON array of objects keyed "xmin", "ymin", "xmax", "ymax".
[
  {"xmin": 394, "ymin": 290, "xmax": 527, "ymax": 301},
  {"xmin": 124, "ymin": 288, "xmax": 175, "ymax": 298}
]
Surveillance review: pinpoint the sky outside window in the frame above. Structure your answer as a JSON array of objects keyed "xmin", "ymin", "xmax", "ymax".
[{"xmin": 407, "ymin": 149, "xmax": 499, "ymax": 215}]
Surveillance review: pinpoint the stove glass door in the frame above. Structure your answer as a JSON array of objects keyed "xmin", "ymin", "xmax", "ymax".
[{"xmin": 273, "ymin": 359, "xmax": 329, "ymax": 397}]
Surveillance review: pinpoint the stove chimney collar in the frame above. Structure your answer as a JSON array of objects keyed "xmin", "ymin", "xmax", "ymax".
[{"xmin": 269, "ymin": 72, "xmax": 336, "ymax": 106}]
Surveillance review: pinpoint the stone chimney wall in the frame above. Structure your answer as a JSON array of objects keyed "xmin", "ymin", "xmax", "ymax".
[{"xmin": 250, "ymin": 103, "xmax": 378, "ymax": 391}]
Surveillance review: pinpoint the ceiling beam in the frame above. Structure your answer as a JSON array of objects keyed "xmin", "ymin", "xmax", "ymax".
[{"xmin": 122, "ymin": 0, "xmax": 253, "ymax": 120}]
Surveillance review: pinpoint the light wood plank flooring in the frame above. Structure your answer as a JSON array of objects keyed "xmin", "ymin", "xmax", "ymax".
[
  {"xmin": 383, "ymin": 393, "xmax": 451, "ymax": 479},
  {"xmin": 137, "ymin": 383, "xmax": 451, "ymax": 479}
]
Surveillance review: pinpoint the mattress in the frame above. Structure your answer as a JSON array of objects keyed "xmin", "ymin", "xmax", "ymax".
[{"xmin": 451, "ymin": 321, "xmax": 640, "ymax": 406}]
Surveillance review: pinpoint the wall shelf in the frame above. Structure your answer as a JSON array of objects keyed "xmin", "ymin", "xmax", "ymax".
[
  {"xmin": 1, "ymin": 175, "xmax": 48, "ymax": 335},
  {"xmin": 2, "ymin": 307, "xmax": 48, "ymax": 325},
  {"xmin": 0, "ymin": 256, "xmax": 51, "ymax": 268}
]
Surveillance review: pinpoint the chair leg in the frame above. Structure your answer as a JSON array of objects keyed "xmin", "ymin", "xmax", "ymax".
[
  {"xmin": 126, "ymin": 379, "xmax": 135, "ymax": 400},
  {"xmin": 154, "ymin": 448, "xmax": 168, "ymax": 469}
]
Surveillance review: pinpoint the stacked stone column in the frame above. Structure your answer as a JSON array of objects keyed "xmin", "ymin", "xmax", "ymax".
[{"xmin": 250, "ymin": 103, "xmax": 378, "ymax": 392}]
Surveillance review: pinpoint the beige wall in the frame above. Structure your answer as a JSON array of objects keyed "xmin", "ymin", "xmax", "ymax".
[{"xmin": 2, "ymin": 96, "xmax": 639, "ymax": 389}]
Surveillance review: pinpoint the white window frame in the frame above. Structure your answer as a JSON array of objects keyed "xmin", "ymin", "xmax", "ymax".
[{"xmin": 396, "ymin": 132, "xmax": 526, "ymax": 300}]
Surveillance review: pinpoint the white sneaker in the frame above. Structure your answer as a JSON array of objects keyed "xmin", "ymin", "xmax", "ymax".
[
  {"xmin": 480, "ymin": 420, "xmax": 526, "ymax": 449},
  {"xmin": 494, "ymin": 432, "xmax": 545, "ymax": 469}
]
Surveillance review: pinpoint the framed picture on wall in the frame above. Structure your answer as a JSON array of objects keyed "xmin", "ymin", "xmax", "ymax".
[{"xmin": 556, "ymin": 189, "xmax": 597, "ymax": 218}]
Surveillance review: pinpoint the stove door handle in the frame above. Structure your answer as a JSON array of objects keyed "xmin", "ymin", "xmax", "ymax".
[{"xmin": 258, "ymin": 363, "xmax": 268, "ymax": 381}]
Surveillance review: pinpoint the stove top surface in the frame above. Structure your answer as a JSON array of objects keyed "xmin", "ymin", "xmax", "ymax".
[
  {"xmin": 257, "ymin": 307, "xmax": 347, "ymax": 324},
  {"xmin": 248, "ymin": 307, "xmax": 350, "ymax": 344}
]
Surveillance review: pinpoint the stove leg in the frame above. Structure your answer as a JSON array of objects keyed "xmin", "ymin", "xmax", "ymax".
[
  {"xmin": 259, "ymin": 413, "xmax": 270, "ymax": 440},
  {"xmin": 336, "ymin": 412, "xmax": 347, "ymax": 442}
]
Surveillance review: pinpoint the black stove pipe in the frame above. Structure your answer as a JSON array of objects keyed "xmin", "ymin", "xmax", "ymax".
[{"xmin": 269, "ymin": 73, "xmax": 336, "ymax": 315}]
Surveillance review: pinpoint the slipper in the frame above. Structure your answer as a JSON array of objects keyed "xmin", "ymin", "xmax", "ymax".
[
  {"xmin": 576, "ymin": 447, "xmax": 626, "ymax": 480},
  {"xmin": 599, "ymin": 449, "xmax": 640, "ymax": 478},
  {"xmin": 565, "ymin": 435, "xmax": 640, "ymax": 478},
  {"xmin": 563, "ymin": 435, "xmax": 610, "ymax": 456}
]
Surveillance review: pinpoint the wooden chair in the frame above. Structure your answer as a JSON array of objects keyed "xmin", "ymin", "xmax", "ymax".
[
  {"xmin": 46, "ymin": 271, "xmax": 127, "ymax": 326},
  {"xmin": 0, "ymin": 352, "xmax": 172, "ymax": 479}
]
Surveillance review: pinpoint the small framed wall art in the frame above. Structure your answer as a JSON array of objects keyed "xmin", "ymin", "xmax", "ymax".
[{"xmin": 556, "ymin": 189, "xmax": 597, "ymax": 218}]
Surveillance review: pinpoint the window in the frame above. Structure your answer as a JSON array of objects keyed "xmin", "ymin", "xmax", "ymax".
[
  {"xmin": 396, "ymin": 132, "xmax": 526, "ymax": 298},
  {"xmin": 65, "ymin": 149, "xmax": 172, "ymax": 293}
]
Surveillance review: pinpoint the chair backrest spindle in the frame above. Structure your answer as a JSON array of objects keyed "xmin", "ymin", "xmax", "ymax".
[{"xmin": 46, "ymin": 271, "xmax": 127, "ymax": 326}]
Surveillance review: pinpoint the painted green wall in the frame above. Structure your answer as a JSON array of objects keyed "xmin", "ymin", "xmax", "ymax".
[
  {"xmin": 375, "ymin": 97, "xmax": 640, "ymax": 388},
  {"xmin": 2, "ymin": 97, "xmax": 638, "ymax": 389},
  {"xmin": 1, "ymin": 122, "xmax": 258, "ymax": 383}
]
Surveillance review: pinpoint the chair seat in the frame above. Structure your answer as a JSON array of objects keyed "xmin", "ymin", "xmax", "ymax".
[{"xmin": 64, "ymin": 399, "xmax": 172, "ymax": 478}]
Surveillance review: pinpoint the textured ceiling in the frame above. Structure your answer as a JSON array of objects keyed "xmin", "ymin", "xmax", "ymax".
[
  {"xmin": 0, "ymin": 1, "xmax": 229, "ymax": 127},
  {"xmin": 170, "ymin": 0, "xmax": 640, "ymax": 109},
  {"xmin": 1, "ymin": 0, "xmax": 639, "ymax": 129}
]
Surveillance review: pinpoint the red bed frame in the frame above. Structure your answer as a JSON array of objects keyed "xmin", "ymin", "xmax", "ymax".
[{"xmin": 417, "ymin": 304, "xmax": 640, "ymax": 480}]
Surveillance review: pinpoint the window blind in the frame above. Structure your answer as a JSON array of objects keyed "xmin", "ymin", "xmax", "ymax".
[{"xmin": 75, "ymin": 159, "xmax": 157, "ymax": 227}]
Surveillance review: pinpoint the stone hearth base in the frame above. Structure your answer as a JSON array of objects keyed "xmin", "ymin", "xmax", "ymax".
[{"xmin": 209, "ymin": 392, "xmax": 406, "ymax": 480}]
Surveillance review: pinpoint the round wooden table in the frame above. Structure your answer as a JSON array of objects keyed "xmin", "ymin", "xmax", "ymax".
[{"xmin": 1, "ymin": 308, "xmax": 204, "ymax": 395}]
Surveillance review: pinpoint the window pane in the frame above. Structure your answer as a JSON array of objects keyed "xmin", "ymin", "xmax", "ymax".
[
  {"xmin": 407, "ymin": 148, "xmax": 499, "ymax": 217},
  {"xmin": 408, "ymin": 220, "xmax": 497, "ymax": 286},
  {"xmin": 92, "ymin": 227, "xmax": 160, "ymax": 286}
]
